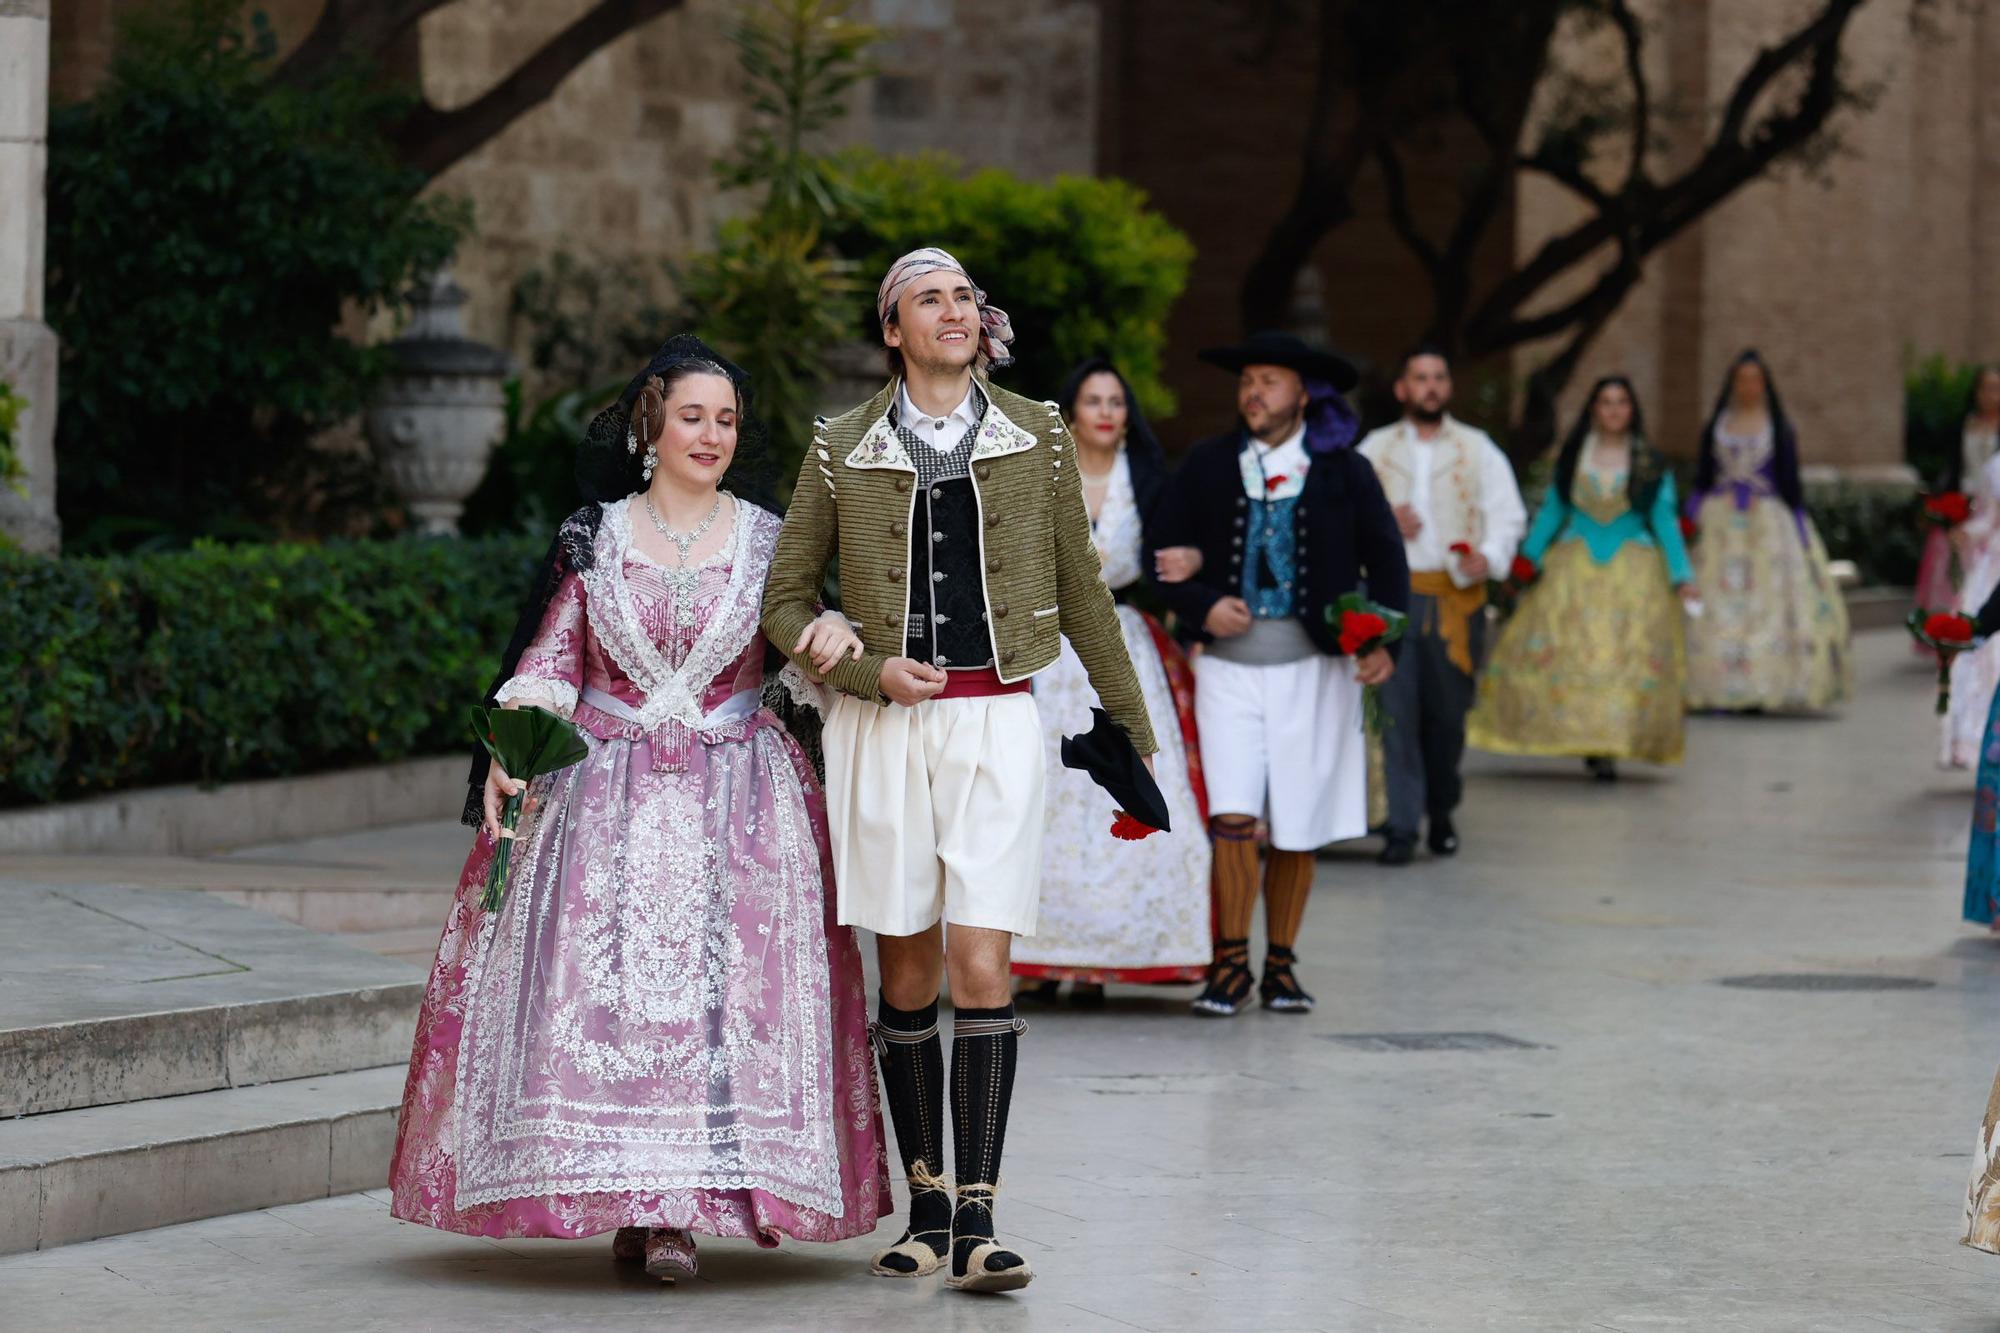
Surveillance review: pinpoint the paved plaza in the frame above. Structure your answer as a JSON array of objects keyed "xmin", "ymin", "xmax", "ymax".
[{"xmin": 6, "ymin": 629, "xmax": 2000, "ymax": 1329}]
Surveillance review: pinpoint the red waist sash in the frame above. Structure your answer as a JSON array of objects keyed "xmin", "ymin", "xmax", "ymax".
[{"xmin": 934, "ymin": 667, "xmax": 1032, "ymax": 701}]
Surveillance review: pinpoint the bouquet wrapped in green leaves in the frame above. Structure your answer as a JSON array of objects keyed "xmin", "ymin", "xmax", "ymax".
[
  {"xmin": 1329, "ymin": 591, "xmax": 1409, "ymax": 735},
  {"xmin": 470, "ymin": 704, "xmax": 590, "ymax": 912}
]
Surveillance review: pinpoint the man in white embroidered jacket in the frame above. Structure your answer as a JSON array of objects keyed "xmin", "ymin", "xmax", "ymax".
[{"xmin": 1358, "ymin": 346, "xmax": 1526, "ymax": 865}]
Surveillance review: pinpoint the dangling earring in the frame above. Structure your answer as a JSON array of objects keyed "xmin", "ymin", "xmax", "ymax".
[
  {"xmin": 626, "ymin": 422, "xmax": 639, "ymax": 455},
  {"xmin": 642, "ymin": 443, "xmax": 658, "ymax": 483}
]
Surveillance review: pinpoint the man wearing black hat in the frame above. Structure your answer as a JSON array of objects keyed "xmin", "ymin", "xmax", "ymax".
[{"xmin": 1148, "ymin": 331, "xmax": 1408, "ymax": 1017}]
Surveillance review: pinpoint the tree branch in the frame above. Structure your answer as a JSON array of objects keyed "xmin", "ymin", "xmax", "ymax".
[
  {"xmin": 274, "ymin": 0, "xmax": 451, "ymax": 88},
  {"xmin": 1239, "ymin": 0, "xmax": 1373, "ymax": 331},
  {"xmin": 1603, "ymin": 0, "xmax": 1650, "ymax": 193},
  {"xmin": 1467, "ymin": 0, "xmax": 1866, "ymax": 350},
  {"xmin": 1375, "ymin": 140, "xmax": 1442, "ymax": 280},
  {"xmin": 393, "ymin": 0, "xmax": 689, "ymax": 179},
  {"xmin": 1517, "ymin": 147, "xmax": 1616, "ymax": 212}
]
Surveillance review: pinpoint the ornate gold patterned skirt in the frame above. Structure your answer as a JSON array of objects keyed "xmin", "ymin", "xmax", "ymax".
[
  {"xmin": 1965, "ymin": 1070, "xmax": 2000, "ymax": 1252},
  {"xmin": 1467, "ymin": 538, "xmax": 1686, "ymax": 765},
  {"xmin": 1683, "ymin": 493, "xmax": 1849, "ymax": 711}
]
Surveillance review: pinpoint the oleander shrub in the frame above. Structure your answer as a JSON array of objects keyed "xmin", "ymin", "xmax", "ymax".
[{"xmin": 0, "ymin": 535, "xmax": 540, "ymax": 805}]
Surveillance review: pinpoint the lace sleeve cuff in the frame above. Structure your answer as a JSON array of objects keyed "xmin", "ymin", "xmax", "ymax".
[
  {"xmin": 776, "ymin": 660, "xmax": 829, "ymax": 715},
  {"xmin": 495, "ymin": 676, "xmax": 579, "ymax": 719}
]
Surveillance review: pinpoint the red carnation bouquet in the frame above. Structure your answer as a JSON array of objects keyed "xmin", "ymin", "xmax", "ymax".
[
  {"xmin": 1907, "ymin": 608, "xmax": 1980, "ymax": 714},
  {"xmin": 1330, "ymin": 591, "xmax": 1408, "ymax": 734},
  {"xmin": 1925, "ymin": 491, "xmax": 1974, "ymax": 529},
  {"xmin": 1489, "ymin": 553, "xmax": 1539, "ymax": 617},
  {"xmin": 1924, "ymin": 492, "xmax": 1976, "ymax": 584}
]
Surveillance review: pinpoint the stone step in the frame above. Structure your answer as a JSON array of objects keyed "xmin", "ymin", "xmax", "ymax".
[
  {"xmin": 204, "ymin": 883, "xmax": 454, "ymax": 934},
  {"xmin": 0, "ymin": 1065, "xmax": 404, "ymax": 1255},
  {"xmin": 0, "ymin": 883, "xmax": 423, "ymax": 1117}
]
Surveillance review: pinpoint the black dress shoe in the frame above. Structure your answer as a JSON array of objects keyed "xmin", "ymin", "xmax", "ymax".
[
  {"xmin": 1427, "ymin": 816, "xmax": 1459, "ymax": 856},
  {"xmin": 1378, "ymin": 835, "xmax": 1416, "ymax": 866}
]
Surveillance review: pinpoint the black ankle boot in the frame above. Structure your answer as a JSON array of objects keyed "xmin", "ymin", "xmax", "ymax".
[
  {"xmin": 868, "ymin": 996, "xmax": 951, "ymax": 1278},
  {"xmin": 947, "ymin": 1005, "xmax": 1033, "ymax": 1292},
  {"xmin": 1428, "ymin": 814, "xmax": 1459, "ymax": 856},
  {"xmin": 1191, "ymin": 937, "xmax": 1254, "ymax": 1016},
  {"xmin": 1260, "ymin": 945, "xmax": 1316, "ymax": 1013}
]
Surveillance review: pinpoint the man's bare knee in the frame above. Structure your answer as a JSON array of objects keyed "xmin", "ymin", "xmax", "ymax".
[
  {"xmin": 945, "ymin": 924, "xmax": 1014, "ymax": 1008},
  {"xmin": 877, "ymin": 924, "xmax": 944, "ymax": 1010}
]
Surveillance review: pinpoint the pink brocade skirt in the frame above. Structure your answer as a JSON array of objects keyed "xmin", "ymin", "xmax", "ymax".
[
  {"xmin": 386, "ymin": 713, "xmax": 891, "ymax": 1244},
  {"xmin": 1916, "ymin": 526, "xmax": 1961, "ymax": 657}
]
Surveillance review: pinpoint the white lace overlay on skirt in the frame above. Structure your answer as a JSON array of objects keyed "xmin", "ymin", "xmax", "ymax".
[
  {"xmin": 449, "ymin": 501, "xmax": 845, "ymax": 1215},
  {"xmin": 451, "ymin": 720, "xmax": 843, "ymax": 1214}
]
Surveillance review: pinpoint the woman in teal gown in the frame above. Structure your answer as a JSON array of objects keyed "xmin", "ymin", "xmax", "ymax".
[{"xmin": 1467, "ymin": 377, "xmax": 1695, "ymax": 780}]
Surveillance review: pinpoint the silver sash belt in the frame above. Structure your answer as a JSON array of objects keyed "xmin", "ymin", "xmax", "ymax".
[{"xmin": 578, "ymin": 685, "xmax": 762, "ymax": 772}]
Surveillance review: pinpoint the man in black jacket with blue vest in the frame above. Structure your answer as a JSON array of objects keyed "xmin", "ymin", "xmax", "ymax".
[{"xmin": 1149, "ymin": 331, "xmax": 1407, "ymax": 1017}]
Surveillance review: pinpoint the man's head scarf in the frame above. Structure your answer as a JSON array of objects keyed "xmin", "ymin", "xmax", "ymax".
[{"xmin": 876, "ymin": 246, "xmax": 1016, "ymax": 372}]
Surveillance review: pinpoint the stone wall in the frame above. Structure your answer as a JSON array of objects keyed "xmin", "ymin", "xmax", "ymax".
[
  {"xmin": 1096, "ymin": 0, "xmax": 1520, "ymax": 451},
  {"xmin": 1515, "ymin": 0, "xmax": 1996, "ymax": 477},
  {"xmin": 52, "ymin": 0, "xmax": 1097, "ymax": 369}
]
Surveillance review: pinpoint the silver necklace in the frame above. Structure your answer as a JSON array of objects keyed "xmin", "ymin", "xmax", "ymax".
[
  {"xmin": 643, "ymin": 493, "xmax": 725, "ymax": 630},
  {"xmin": 644, "ymin": 493, "xmax": 723, "ymax": 563}
]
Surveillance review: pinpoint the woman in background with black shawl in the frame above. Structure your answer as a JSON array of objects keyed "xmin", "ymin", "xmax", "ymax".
[{"xmin": 1683, "ymin": 350, "xmax": 1850, "ymax": 712}]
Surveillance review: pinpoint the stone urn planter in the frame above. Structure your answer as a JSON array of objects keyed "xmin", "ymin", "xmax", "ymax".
[{"xmin": 366, "ymin": 269, "xmax": 511, "ymax": 535}]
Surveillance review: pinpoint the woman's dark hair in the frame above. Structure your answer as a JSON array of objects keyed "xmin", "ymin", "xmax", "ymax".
[
  {"xmin": 1694, "ymin": 349, "xmax": 1803, "ymax": 512},
  {"xmin": 1554, "ymin": 375, "xmax": 1667, "ymax": 516},
  {"xmin": 460, "ymin": 334, "xmax": 770, "ymax": 825},
  {"xmin": 1056, "ymin": 356, "xmax": 1168, "ymax": 520},
  {"xmin": 1942, "ymin": 364, "xmax": 2000, "ymax": 491}
]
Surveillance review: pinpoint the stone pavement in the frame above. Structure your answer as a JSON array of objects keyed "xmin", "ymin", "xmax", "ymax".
[{"xmin": 6, "ymin": 629, "xmax": 2000, "ymax": 1329}]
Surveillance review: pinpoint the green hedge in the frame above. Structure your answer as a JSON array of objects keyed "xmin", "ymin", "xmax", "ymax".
[
  {"xmin": 1805, "ymin": 481, "xmax": 1922, "ymax": 589},
  {"xmin": 1, "ymin": 536, "xmax": 541, "ymax": 806},
  {"xmin": 825, "ymin": 153, "xmax": 1196, "ymax": 423}
]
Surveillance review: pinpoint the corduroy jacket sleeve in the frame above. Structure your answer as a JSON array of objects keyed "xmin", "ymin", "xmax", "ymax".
[
  {"xmin": 1050, "ymin": 423, "xmax": 1159, "ymax": 756},
  {"xmin": 1145, "ymin": 443, "xmax": 1226, "ymax": 640},
  {"xmin": 761, "ymin": 438, "xmax": 889, "ymax": 705}
]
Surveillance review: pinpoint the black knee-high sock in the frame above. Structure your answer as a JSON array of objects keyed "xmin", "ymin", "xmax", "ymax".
[
  {"xmin": 950, "ymin": 1004, "xmax": 1027, "ymax": 1276},
  {"xmin": 872, "ymin": 995, "xmax": 950, "ymax": 1267}
]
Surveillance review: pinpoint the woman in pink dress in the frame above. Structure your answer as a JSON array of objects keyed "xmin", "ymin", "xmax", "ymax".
[
  {"xmin": 1914, "ymin": 365, "xmax": 2000, "ymax": 644},
  {"xmin": 388, "ymin": 336, "xmax": 890, "ymax": 1282}
]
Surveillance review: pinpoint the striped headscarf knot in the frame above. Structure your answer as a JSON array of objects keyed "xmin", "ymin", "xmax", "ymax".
[{"xmin": 876, "ymin": 246, "xmax": 1016, "ymax": 372}]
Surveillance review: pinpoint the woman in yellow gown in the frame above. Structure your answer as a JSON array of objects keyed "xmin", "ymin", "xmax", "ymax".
[{"xmin": 1468, "ymin": 377, "xmax": 1695, "ymax": 780}]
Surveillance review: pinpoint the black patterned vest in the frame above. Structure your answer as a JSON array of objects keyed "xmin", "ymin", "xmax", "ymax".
[{"xmin": 898, "ymin": 389, "xmax": 996, "ymax": 669}]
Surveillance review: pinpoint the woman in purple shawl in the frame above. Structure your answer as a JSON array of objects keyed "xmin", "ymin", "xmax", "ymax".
[{"xmin": 1682, "ymin": 350, "xmax": 1850, "ymax": 711}]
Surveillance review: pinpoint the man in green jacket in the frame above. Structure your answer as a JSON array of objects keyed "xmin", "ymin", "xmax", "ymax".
[{"xmin": 763, "ymin": 247, "xmax": 1155, "ymax": 1293}]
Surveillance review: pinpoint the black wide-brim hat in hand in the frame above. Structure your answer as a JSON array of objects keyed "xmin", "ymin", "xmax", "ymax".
[
  {"xmin": 1198, "ymin": 329, "xmax": 1358, "ymax": 393},
  {"xmin": 1062, "ymin": 708, "xmax": 1171, "ymax": 833}
]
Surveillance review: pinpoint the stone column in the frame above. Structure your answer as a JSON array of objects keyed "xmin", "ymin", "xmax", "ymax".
[{"xmin": 0, "ymin": 0, "xmax": 59, "ymax": 552}]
